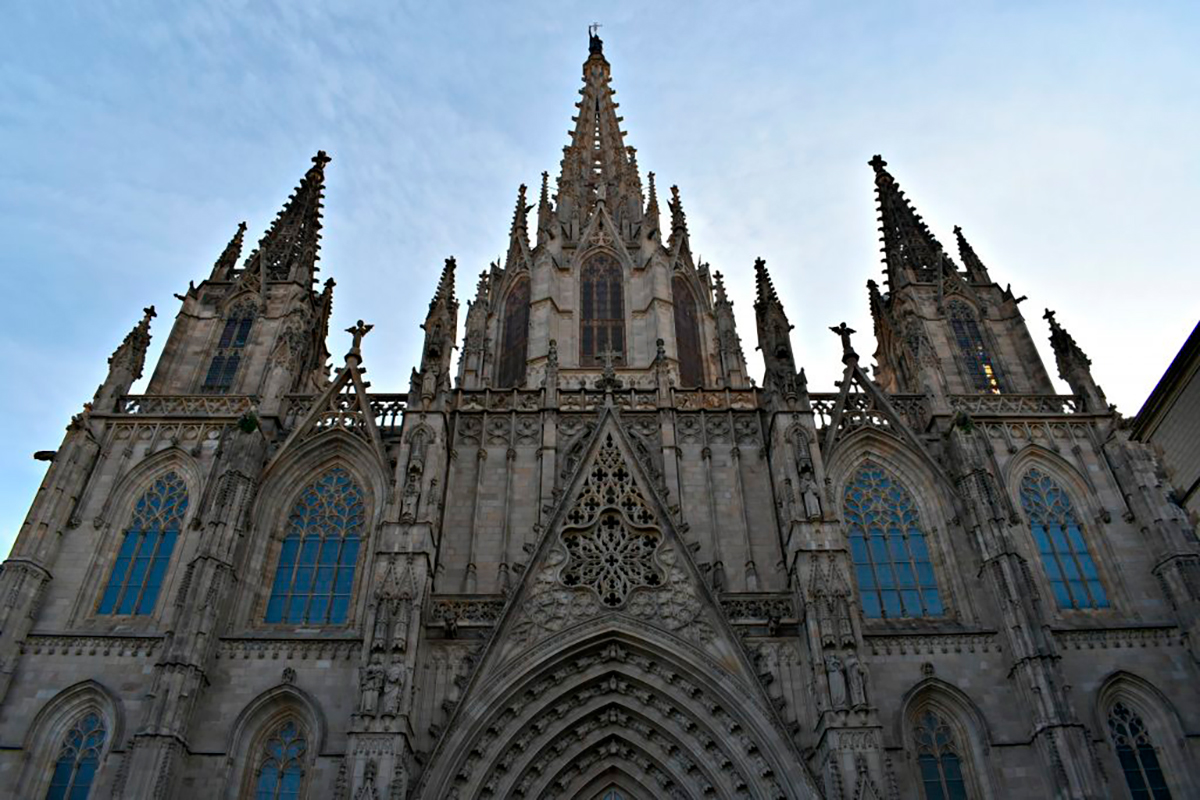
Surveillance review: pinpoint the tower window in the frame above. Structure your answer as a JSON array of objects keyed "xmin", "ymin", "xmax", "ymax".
[
  {"xmin": 913, "ymin": 710, "xmax": 970, "ymax": 800},
  {"xmin": 252, "ymin": 720, "xmax": 307, "ymax": 800},
  {"xmin": 844, "ymin": 461, "xmax": 943, "ymax": 618},
  {"xmin": 202, "ymin": 303, "xmax": 256, "ymax": 394},
  {"xmin": 497, "ymin": 278, "xmax": 530, "ymax": 388},
  {"xmin": 672, "ymin": 275, "xmax": 703, "ymax": 388},
  {"xmin": 580, "ymin": 253, "xmax": 625, "ymax": 366},
  {"xmin": 1107, "ymin": 702, "xmax": 1172, "ymax": 799},
  {"xmin": 265, "ymin": 467, "xmax": 364, "ymax": 625},
  {"xmin": 98, "ymin": 471, "xmax": 187, "ymax": 615},
  {"xmin": 1019, "ymin": 468, "xmax": 1108, "ymax": 610},
  {"xmin": 45, "ymin": 712, "xmax": 107, "ymax": 800},
  {"xmin": 947, "ymin": 301, "xmax": 1003, "ymax": 394}
]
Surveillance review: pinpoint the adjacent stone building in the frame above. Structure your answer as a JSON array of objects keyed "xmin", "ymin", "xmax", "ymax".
[{"xmin": 2, "ymin": 31, "xmax": 1197, "ymax": 800}]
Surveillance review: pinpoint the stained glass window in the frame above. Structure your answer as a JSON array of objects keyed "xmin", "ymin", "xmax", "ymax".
[
  {"xmin": 581, "ymin": 253, "xmax": 625, "ymax": 366},
  {"xmin": 253, "ymin": 720, "xmax": 306, "ymax": 800},
  {"xmin": 497, "ymin": 278, "xmax": 530, "ymax": 388},
  {"xmin": 1019, "ymin": 469, "xmax": 1108, "ymax": 610},
  {"xmin": 45, "ymin": 712, "xmax": 106, "ymax": 800},
  {"xmin": 265, "ymin": 468, "xmax": 364, "ymax": 625},
  {"xmin": 672, "ymin": 275, "xmax": 703, "ymax": 388},
  {"xmin": 844, "ymin": 462, "xmax": 943, "ymax": 618},
  {"xmin": 98, "ymin": 472, "xmax": 187, "ymax": 615},
  {"xmin": 202, "ymin": 304, "xmax": 256, "ymax": 394},
  {"xmin": 601, "ymin": 791, "xmax": 628, "ymax": 800},
  {"xmin": 947, "ymin": 301, "xmax": 1003, "ymax": 394},
  {"xmin": 1107, "ymin": 702, "xmax": 1172, "ymax": 799},
  {"xmin": 913, "ymin": 711, "xmax": 969, "ymax": 800}
]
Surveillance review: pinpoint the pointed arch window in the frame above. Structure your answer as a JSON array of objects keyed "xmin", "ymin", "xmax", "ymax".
[
  {"xmin": 1019, "ymin": 468, "xmax": 1108, "ymax": 610},
  {"xmin": 45, "ymin": 712, "xmax": 107, "ymax": 800},
  {"xmin": 98, "ymin": 471, "xmax": 187, "ymax": 615},
  {"xmin": 913, "ymin": 710, "xmax": 969, "ymax": 800},
  {"xmin": 672, "ymin": 275, "xmax": 703, "ymax": 387},
  {"xmin": 497, "ymin": 278, "xmax": 530, "ymax": 388},
  {"xmin": 252, "ymin": 719, "xmax": 307, "ymax": 800},
  {"xmin": 844, "ymin": 462, "xmax": 943, "ymax": 618},
  {"xmin": 265, "ymin": 467, "xmax": 364, "ymax": 625},
  {"xmin": 581, "ymin": 253, "xmax": 625, "ymax": 366},
  {"xmin": 947, "ymin": 301, "xmax": 1003, "ymax": 394},
  {"xmin": 1107, "ymin": 702, "xmax": 1172, "ymax": 799},
  {"xmin": 202, "ymin": 303, "xmax": 256, "ymax": 393}
]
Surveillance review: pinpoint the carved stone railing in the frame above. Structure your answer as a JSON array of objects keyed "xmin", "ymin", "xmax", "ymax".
[
  {"xmin": 117, "ymin": 395, "xmax": 253, "ymax": 417},
  {"xmin": 809, "ymin": 393, "xmax": 928, "ymax": 433},
  {"xmin": 428, "ymin": 595, "xmax": 507, "ymax": 626},
  {"xmin": 455, "ymin": 389, "xmax": 544, "ymax": 412},
  {"xmin": 556, "ymin": 388, "xmax": 659, "ymax": 413},
  {"xmin": 672, "ymin": 388, "xmax": 759, "ymax": 412},
  {"xmin": 282, "ymin": 394, "xmax": 407, "ymax": 431},
  {"xmin": 949, "ymin": 394, "xmax": 1080, "ymax": 416}
]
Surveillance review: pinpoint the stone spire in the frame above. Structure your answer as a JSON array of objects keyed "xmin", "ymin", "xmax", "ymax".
[
  {"xmin": 414, "ymin": 257, "xmax": 459, "ymax": 405},
  {"xmin": 870, "ymin": 154, "xmax": 952, "ymax": 290},
  {"xmin": 1044, "ymin": 309, "xmax": 1108, "ymax": 411},
  {"xmin": 242, "ymin": 150, "xmax": 330, "ymax": 286},
  {"xmin": 458, "ymin": 270, "xmax": 493, "ymax": 389},
  {"xmin": 954, "ymin": 225, "xmax": 992, "ymax": 284},
  {"xmin": 667, "ymin": 184, "xmax": 691, "ymax": 261},
  {"xmin": 505, "ymin": 184, "xmax": 532, "ymax": 270},
  {"xmin": 753, "ymin": 257, "xmax": 798, "ymax": 393},
  {"xmin": 93, "ymin": 306, "xmax": 155, "ymax": 411},
  {"xmin": 555, "ymin": 30, "xmax": 643, "ymax": 236},
  {"xmin": 536, "ymin": 171, "xmax": 554, "ymax": 246},
  {"xmin": 210, "ymin": 221, "xmax": 247, "ymax": 281},
  {"xmin": 713, "ymin": 271, "xmax": 749, "ymax": 388},
  {"xmin": 644, "ymin": 171, "xmax": 661, "ymax": 238}
]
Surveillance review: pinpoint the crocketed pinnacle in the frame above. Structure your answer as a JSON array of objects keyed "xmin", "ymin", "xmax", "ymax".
[
  {"xmin": 428, "ymin": 257, "xmax": 458, "ymax": 317},
  {"xmin": 954, "ymin": 225, "xmax": 991, "ymax": 283},
  {"xmin": 1044, "ymin": 309, "xmax": 1091, "ymax": 369},
  {"xmin": 506, "ymin": 184, "xmax": 532, "ymax": 269},
  {"xmin": 753, "ymin": 257, "xmax": 782, "ymax": 312},
  {"xmin": 109, "ymin": 306, "xmax": 156, "ymax": 379},
  {"xmin": 536, "ymin": 171, "xmax": 553, "ymax": 238},
  {"xmin": 242, "ymin": 151, "xmax": 330, "ymax": 285},
  {"xmin": 645, "ymin": 171, "xmax": 660, "ymax": 230},
  {"xmin": 212, "ymin": 221, "xmax": 247, "ymax": 280},
  {"xmin": 870, "ymin": 155, "xmax": 948, "ymax": 286},
  {"xmin": 713, "ymin": 270, "xmax": 730, "ymax": 307},
  {"xmin": 667, "ymin": 184, "xmax": 689, "ymax": 254}
]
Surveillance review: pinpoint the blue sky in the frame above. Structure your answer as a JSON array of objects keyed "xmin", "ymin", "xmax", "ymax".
[{"xmin": 1, "ymin": 1, "xmax": 1197, "ymax": 556}]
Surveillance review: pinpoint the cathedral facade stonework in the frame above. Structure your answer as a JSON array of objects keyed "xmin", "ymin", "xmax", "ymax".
[{"xmin": 2, "ymin": 33, "xmax": 1197, "ymax": 800}]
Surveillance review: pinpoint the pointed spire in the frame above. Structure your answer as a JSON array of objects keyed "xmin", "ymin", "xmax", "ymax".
[
  {"xmin": 1044, "ymin": 309, "xmax": 1108, "ymax": 410},
  {"xmin": 428, "ymin": 256, "xmax": 458, "ymax": 316},
  {"xmin": 242, "ymin": 150, "xmax": 330, "ymax": 286},
  {"xmin": 555, "ymin": 30, "xmax": 643, "ymax": 231},
  {"xmin": 211, "ymin": 221, "xmax": 247, "ymax": 280},
  {"xmin": 94, "ymin": 306, "xmax": 155, "ymax": 409},
  {"xmin": 754, "ymin": 257, "xmax": 782, "ymax": 312},
  {"xmin": 954, "ymin": 225, "xmax": 992, "ymax": 283},
  {"xmin": 712, "ymin": 271, "xmax": 750, "ymax": 388},
  {"xmin": 870, "ymin": 155, "xmax": 950, "ymax": 289},
  {"xmin": 667, "ymin": 184, "xmax": 690, "ymax": 256},
  {"xmin": 644, "ymin": 171, "xmax": 661, "ymax": 235},
  {"xmin": 505, "ymin": 184, "xmax": 532, "ymax": 270},
  {"xmin": 714, "ymin": 270, "xmax": 730, "ymax": 307},
  {"xmin": 536, "ymin": 170, "xmax": 554, "ymax": 244},
  {"xmin": 753, "ymin": 258, "xmax": 798, "ymax": 396}
]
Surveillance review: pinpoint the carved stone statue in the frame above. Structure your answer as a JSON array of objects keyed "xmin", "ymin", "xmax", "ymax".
[
  {"xmin": 799, "ymin": 467, "xmax": 822, "ymax": 520},
  {"xmin": 391, "ymin": 596, "xmax": 411, "ymax": 653},
  {"xmin": 372, "ymin": 602, "xmax": 391, "ymax": 652},
  {"xmin": 846, "ymin": 652, "xmax": 868, "ymax": 709},
  {"xmin": 401, "ymin": 473, "xmax": 421, "ymax": 522},
  {"xmin": 825, "ymin": 654, "xmax": 847, "ymax": 710},
  {"xmin": 358, "ymin": 655, "xmax": 385, "ymax": 714},
  {"xmin": 382, "ymin": 661, "xmax": 407, "ymax": 716}
]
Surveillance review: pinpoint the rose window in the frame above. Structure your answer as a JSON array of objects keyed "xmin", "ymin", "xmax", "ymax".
[{"xmin": 561, "ymin": 510, "xmax": 661, "ymax": 607}]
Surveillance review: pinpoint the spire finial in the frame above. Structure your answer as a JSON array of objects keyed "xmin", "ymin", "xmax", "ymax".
[
  {"xmin": 954, "ymin": 224, "xmax": 992, "ymax": 282},
  {"xmin": 212, "ymin": 221, "xmax": 247, "ymax": 279},
  {"xmin": 754, "ymin": 257, "xmax": 779, "ymax": 309},
  {"xmin": 242, "ymin": 152, "xmax": 330, "ymax": 284},
  {"xmin": 588, "ymin": 22, "xmax": 603, "ymax": 54},
  {"xmin": 345, "ymin": 319, "xmax": 373, "ymax": 360}
]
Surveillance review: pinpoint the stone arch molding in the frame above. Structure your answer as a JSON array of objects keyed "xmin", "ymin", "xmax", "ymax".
[
  {"xmin": 418, "ymin": 624, "xmax": 821, "ymax": 799},
  {"xmin": 221, "ymin": 682, "xmax": 326, "ymax": 800},
  {"xmin": 17, "ymin": 679, "xmax": 124, "ymax": 798}
]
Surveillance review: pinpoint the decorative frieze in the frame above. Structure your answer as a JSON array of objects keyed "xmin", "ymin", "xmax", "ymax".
[
  {"xmin": 22, "ymin": 634, "xmax": 162, "ymax": 658},
  {"xmin": 864, "ymin": 632, "xmax": 999, "ymax": 656},
  {"xmin": 428, "ymin": 597, "xmax": 506, "ymax": 626},
  {"xmin": 949, "ymin": 394, "xmax": 1081, "ymax": 416},
  {"xmin": 1052, "ymin": 625, "xmax": 1182, "ymax": 650},
  {"xmin": 215, "ymin": 637, "xmax": 361, "ymax": 661},
  {"xmin": 115, "ymin": 394, "xmax": 253, "ymax": 417},
  {"xmin": 721, "ymin": 594, "xmax": 797, "ymax": 623}
]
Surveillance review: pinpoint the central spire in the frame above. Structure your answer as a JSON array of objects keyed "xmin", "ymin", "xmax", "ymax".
[{"xmin": 554, "ymin": 30, "xmax": 644, "ymax": 237}]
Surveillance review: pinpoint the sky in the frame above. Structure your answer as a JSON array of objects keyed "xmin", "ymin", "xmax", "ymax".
[{"xmin": 1, "ymin": 1, "xmax": 1197, "ymax": 557}]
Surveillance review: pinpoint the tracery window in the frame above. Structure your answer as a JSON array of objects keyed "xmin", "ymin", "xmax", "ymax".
[
  {"xmin": 265, "ymin": 467, "xmax": 364, "ymax": 625},
  {"xmin": 844, "ymin": 462, "xmax": 943, "ymax": 618},
  {"xmin": 947, "ymin": 301, "xmax": 1003, "ymax": 394},
  {"xmin": 45, "ymin": 712, "xmax": 107, "ymax": 800},
  {"xmin": 1019, "ymin": 468, "xmax": 1108, "ymax": 610},
  {"xmin": 580, "ymin": 253, "xmax": 625, "ymax": 366},
  {"xmin": 202, "ymin": 303, "xmax": 256, "ymax": 394},
  {"xmin": 913, "ymin": 711, "xmax": 969, "ymax": 800},
  {"xmin": 252, "ymin": 720, "xmax": 307, "ymax": 800},
  {"xmin": 672, "ymin": 275, "xmax": 703, "ymax": 387},
  {"xmin": 601, "ymin": 791, "xmax": 629, "ymax": 800},
  {"xmin": 98, "ymin": 471, "xmax": 187, "ymax": 615},
  {"xmin": 497, "ymin": 278, "xmax": 530, "ymax": 388},
  {"xmin": 1107, "ymin": 702, "xmax": 1172, "ymax": 799}
]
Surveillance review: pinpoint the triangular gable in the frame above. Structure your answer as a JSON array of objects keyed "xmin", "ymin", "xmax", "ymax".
[
  {"xmin": 573, "ymin": 201, "xmax": 635, "ymax": 272},
  {"xmin": 821, "ymin": 360, "xmax": 945, "ymax": 483},
  {"xmin": 271, "ymin": 353, "xmax": 387, "ymax": 468}
]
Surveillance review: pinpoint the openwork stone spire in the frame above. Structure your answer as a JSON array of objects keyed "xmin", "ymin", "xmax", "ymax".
[
  {"xmin": 870, "ymin": 155, "xmax": 951, "ymax": 289},
  {"xmin": 242, "ymin": 151, "xmax": 330, "ymax": 285},
  {"xmin": 555, "ymin": 30, "xmax": 644, "ymax": 233},
  {"xmin": 953, "ymin": 225, "xmax": 992, "ymax": 284},
  {"xmin": 93, "ymin": 306, "xmax": 155, "ymax": 409}
]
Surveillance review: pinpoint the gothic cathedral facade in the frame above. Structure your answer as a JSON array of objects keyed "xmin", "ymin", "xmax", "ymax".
[{"xmin": 2, "ymin": 32, "xmax": 1197, "ymax": 800}]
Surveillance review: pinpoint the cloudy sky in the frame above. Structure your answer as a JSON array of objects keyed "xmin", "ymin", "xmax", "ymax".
[{"xmin": 1, "ymin": 1, "xmax": 1197, "ymax": 555}]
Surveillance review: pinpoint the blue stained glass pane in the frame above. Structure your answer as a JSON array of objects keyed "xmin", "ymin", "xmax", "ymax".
[
  {"xmin": 922, "ymin": 590, "xmax": 944, "ymax": 616},
  {"xmin": 265, "ymin": 596, "xmax": 284, "ymax": 623},
  {"xmin": 876, "ymin": 564, "xmax": 895, "ymax": 589},
  {"xmin": 855, "ymin": 564, "xmax": 875, "ymax": 591},
  {"xmin": 870, "ymin": 536, "xmax": 889, "ymax": 563},
  {"xmin": 318, "ymin": 540, "xmax": 341, "ymax": 565},
  {"xmin": 861, "ymin": 592, "xmax": 881, "ymax": 618},
  {"xmin": 329, "ymin": 595, "xmax": 350, "ymax": 623},
  {"xmin": 287, "ymin": 596, "xmax": 307, "ymax": 623},
  {"xmin": 293, "ymin": 564, "xmax": 314, "ymax": 594},
  {"xmin": 1032, "ymin": 526, "xmax": 1052, "ymax": 553},
  {"xmin": 1067, "ymin": 525, "xmax": 1088, "ymax": 552},
  {"xmin": 273, "ymin": 542, "xmax": 298, "ymax": 590},
  {"xmin": 313, "ymin": 566, "xmax": 334, "ymax": 594},
  {"xmin": 341, "ymin": 538, "xmax": 359, "ymax": 564},
  {"xmin": 1060, "ymin": 557, "xmax": 1081, "ymax": 581},
  {"xmin": 299, "ymin": 538, "xmax": 320, "ymax": 566},
  {"xmin": 881, "ymin": 591, "xmax": 902, "ymax": 617},
  {"xmin": 901, "ymin": 590, "xmax": 922, "ymax": 616},
  {"xmin": 67, "ymin": 760, "xmax": 96, "ymax": 800},
  {"xmin": 916, "ymin": 562, "xmax": 936, "ymax": 588},
  {"xmin": 908, "ymin": 533, "xmax": 929, "ymax": 560},
  {"xmin": 1078, "ymin": 554, "xmax": 1099, "ymax": 580},
  {"xmin": 1089, "ymin": 582, "xmax": 1109, "ymax": 607},
  {"xmin": 1040, "ymin": 553, "xmax": 1063, "ymax": 580},
  {"xmin": 281, "ymin": 765, "xmax": 304, "ymax": 798},
  {"xmin": 896, "ymin": 563, "xmax": 916, "ymax": 588},
  {"xmin": 255, "ymin": 767, "xmax": 279, "ymax": 799},
  {"xmin": 1051, "ymin": 581, "xmax": 1072, "ymax": 608},
  {"xmin": 47, "ymin": 759, "xmax": 74, "ymax": 798},
  {"xmin": 1021, "ymin": 470, "xmax": 1108, "ymax": 610},
  {"xmin": 850, "ymin": 536, "xmax": 868, "ymax": 563},
  {"xmin": 334, "ymin": 565, "xmax": 355, "ymax": 593},
  {"xmin": 1068, "ymin": 580, "xmax": 1089, "ymax": 607},
  {"xmin": 918, "ymin": 755, "xmax": 946, "ymax": 800},
  {"xmin": 308, "ymin": 595, "xmax": 329, "ymax": 624},
  {"xmin": 1049, "ymin": 526, "xmax": 1070, "ymax": 553}
]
